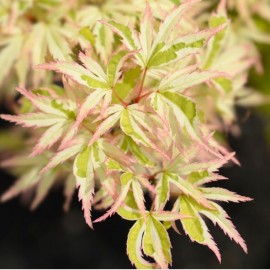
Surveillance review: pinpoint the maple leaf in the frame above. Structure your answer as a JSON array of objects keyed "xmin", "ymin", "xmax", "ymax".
[{"xmin": 0, "ymin": 1, "xmax": 256, "ymax": 269}]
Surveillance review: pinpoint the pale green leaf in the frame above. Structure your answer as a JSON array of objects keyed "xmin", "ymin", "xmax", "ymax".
[
  {"xmin": 200, "ymin": 202, "xmax": 248, "ymax": 253},
  {"xmin": 120, "ymin": 109, "xmax": 151, "ymax": 147},
  {"xmin": 167, "ymin": 173, "xmax": 213, "ymax": 209},
  {"xmin": 179, "ymin": 196, "xmax": 221, "ymax": 261},
  {"xmin": 127, "ymin": 220, "xmax": 154, "ymax": 269},
  {"xmin": 107, "ymin": 50, "xmax": 132, "ymax": 86},
  {"xmin": 150, "ymin": 0, "xmax": 200, "ymax": 56},
  {"xmin": 200, "ymin": 187, "xmax": 252, "ymax": 203},
  {"xmin": 73, "ymin": 146, "xmax": 96, "ymax": 228},
  {"xmin": 148, "ymin": 216, "xmax": 172, "ymax": 268},
  {"xmin": 155, "ymin": 173, "xmax": 170, "ymax": 210},
  {"xmin": 89, "ymin": 110, "xmax": 122, "ymax": 146}
]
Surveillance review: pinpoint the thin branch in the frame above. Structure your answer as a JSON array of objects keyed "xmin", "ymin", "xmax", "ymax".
[
  {"xmin": 135, "ymin": 68, "xmax": 148, "ymax": 103},
  {"xmin": 112, "ymin": 87, "xmax": 128, "ymax": 107}
]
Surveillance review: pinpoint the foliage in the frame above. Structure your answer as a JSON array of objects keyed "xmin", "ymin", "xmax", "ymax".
[{"xmin": 2, "ymin": 0, "xmax": 269, "ymax": 268}]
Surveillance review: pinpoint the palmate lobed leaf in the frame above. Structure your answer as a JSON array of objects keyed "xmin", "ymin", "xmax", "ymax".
[
  {"xmin": 1, "ymin": 87, "xmax": 76, "ymax": 156},
  {"xmin": 127, "ymin": 210, "xmax": 191, "ymax": 269},
  {"xmin": 73, "ymin": 146, "xmax": 96, "ymax": 228},
  {"xmin": 178, "ymin": 196, "xmax": 221, "ymax": 262},
  {"xmin": 0, "ymin": 1, "xmax": 255, "ymax": 269},
  {"xmin": 175, "ymin": 182, "xmax": 252, "ymax": 261},
  {"xmin": 102, "ymin": 0, "xmax": 227, "ymax": 70}
]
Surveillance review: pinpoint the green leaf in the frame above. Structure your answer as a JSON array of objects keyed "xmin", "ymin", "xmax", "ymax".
[
  {"xmin": 51, "ymin": 100, "xmax": 76, "ymax": 120},
  {"xmin": 188, "ymin": 171, "xmax": 209, "ymax": 185},
  {"xmin": 117, "ymin": 191, "xmax": 142, "ymax": 221},
  {"xmin": 200, "ymin": 187, "xmax": 252, "ymax": 203},
  {"xmin": 167, "ymin": 173, "xmax": 213, "ymax": 209},
  {"xmin": 112, "ymin": 66, "xmax": 141, "ymax": 103},
  {"xmin": 155, "ymin": 173, "xmax": 170, "ymax": 210},
  {"xmin": 159, "ymin": 68, "xmax": 224, "ymax": 93},
  {"xmin": 127, "ymin": 220, "xmax": 154, "ymax": 269},
  {"xmin": 126, "ymin": 136, "xmax": 154, "ymax": 167},
  {"xmin": 107, "ymin": 159, "xmax": 123, "ymax": 171},
  {"xmin": 75, "ymin": 147, "xmax": 91, "ymax": 178},
  {"xmin": 179, "ymin": 196, "xmax": 221, "ymax": 261},
  {"xmin": 150, "ymin": 0, "xmax": 200, "ymax": 54},
  {"xmin": 200, "ymin": 202, "xmax": 248, "ymax": 253},
  {"xmin": 180, "ymin": 196, "xmax": 205, "ymax": 242},
  {"xmin": 120, "ymin": 172, "xmax": 134, "ymax": 185},
  {"xmin": 160, "ymin": 91, "xmax": 196, "ymax": 123},
  {"xmin": 89, "ymin": 109, "xmax": 122, "ymax": 146},
  {"xmin": 143, "ymin": 217, "xmax": 155, "ymax": 256},
  {"xmin": 81, "ymin": 74, "xmax": 110, "ymax": 89},
  {"xmin": 120, "ymin": 109, "xmax": 150, "ymax": 147},
  {"xmin": 148, "ymin": 40, "xmax": 204, "ymax": 68},
  {"xmin": 79, "ymin": 26, "xmax": 95, "ymax": 46},
  {"xmin": 213, "ymin": 77, "xmax": 232, "ymax": 93},
  {"xmin": 73, "ymin": 146, "xmax": 96, "ymax": 228},
  {"xmin": 104, "ymin": 20, "xmax": 139, "ymax": 51},
  {"xmin": 107, "ymin": 50, "xmax": 130, "ymax": 87},
  {"xmin": 148, "ymin": 216, "xmax": 172, "ymax": 268}
]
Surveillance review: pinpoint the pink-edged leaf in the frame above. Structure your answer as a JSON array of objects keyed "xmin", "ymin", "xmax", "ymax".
[
  {"xmin": 127, "ymin": 220, "xmax": 155, "ymax": 269},
  {"xmin": 100, "ymin": 140, "xmax": 135, "ymax": 167},
  {"xmin": 31, "ymin": 121, "xmax": 68, "ymax": 157},
  {"xmin": 151, "ymin": 211, "xmax": 191, "ymax": 221},
  {"xmin": 178, "ymin": 152, "xmax": 236, "ymax": 175},
  {"xmin": 201, "ymin": 202, "xmax": 248, "ymax": 253},
  {"xmin": 139, "ymin": 1, "xmax": 154, "ymax": 61},
  {"xmin": 159, "ymin": 70, "xmax": 228, "ymax": 93},
  {"xmin": 0, "ymin": 113, "xmax": 65, "ymax": 128},
  {"xmin": 179, "ymin": 196, "xmax": 221, "ymax": 262},
  {"xmin": 73, "ymin": 90, "xmax": 107, "ymax": 129},
  {"xmin": 94, "ymin": 178, "xmax": 132, "ymax": 223},
  {"xmin": 148, "ymin": 216, "xmax": 172, "ymax": 268},
  {"xmin": 36, "ymin": 61, "xmax": 94, "ymax": 87},
  {"xmin": 73, "ymin": 147, "xmax": 96, "ymax": 229},
  {"xmin": 150, "ymin": 0, "xmax": 201, "ymax": 55},
  {"xmin": 41, "ymin": 141, "xmax": 84, "ymax": 174},
  {"xmin": 155, "ymin": 173, "xmax": 170, "ymax": 211},
  {"xmin": 98, "ymin": 91, "xmax": 113, "ymax": 121},
  {"xmin": 132, "ymin": 180, "xmax": 146, "ymax": 220},
  {"xmin": 79, "ymin": 52, "xmax": 107, "ymax": 82},
  {"xmin": 138, "ymin": 177, "xmax": 156, "ymax": 195},
  {"xmin": 168, "ymin": 173, "xmax": 214, "ymax": 209},
  {"xmin": 99, "ymin": 20, "xmax": 144, "ymax": 67},
  {"xmin": 88, "ymin": 110, "xmax": 122, "ymax": 146},
  {"xmin": 100, "ymin": 20, "xmax": 140, "ymax": 52},
  {"xmin": 107, "ymin": 50, "xmax": 138, "ymax": 87},
  {"xmin": 16, "ymin": 87, "xmax": 66, "ymax": 117},
  {"xmin": 201, "ymin": 187, "xmax": 253, "ymax": 203},
  {"xmin": 77, "ymin": 176, "xmax": 95, "ymax": 229},
  {"xmin": 194, "ymin": 173, "xmax": 228, "ymax": 186}
]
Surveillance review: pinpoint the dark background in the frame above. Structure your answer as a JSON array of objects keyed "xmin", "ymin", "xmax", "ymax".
[{"xmin": 0, "ymin": 107, "xmax": 270, "ymax": 269}]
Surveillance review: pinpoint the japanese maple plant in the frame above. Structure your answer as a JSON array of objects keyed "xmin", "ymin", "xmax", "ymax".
[{"xmin": 1, "ymin": 0, "xmax": 255, "ymax": 268}]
